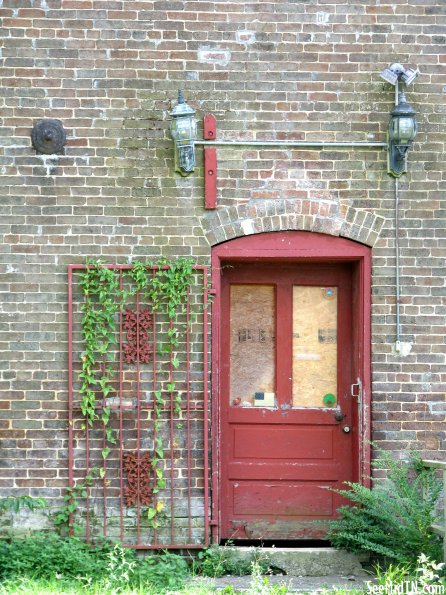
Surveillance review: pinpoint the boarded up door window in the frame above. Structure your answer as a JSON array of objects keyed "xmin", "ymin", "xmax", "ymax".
[
  {"xmin": 292, "ymin": 286, "xmax": 337, "ymax": 408},
  {"xmin": 230, "ymin": 285, "xmax": 275, "ymax": 407}
]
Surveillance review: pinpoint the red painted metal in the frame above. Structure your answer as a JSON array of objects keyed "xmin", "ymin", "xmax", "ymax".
[
  {"xmin": 123, "ymin": 452, "xmax": 153, "ymax": 506},
  {"xmin": 123, "ymin": 309, "xmax": 152, "ymax": 364},
  {"xmin": 202, "ymin": 269, "xmax": 210, "ymax": 546},
  {"xmin": 204, "ymin": 114, "xmax": 217, "ymax": 210},
  {"xmin": 152, "ymin": 269, "xmax": 158, "ymax": 544},
  {"xmin": 186, "ymin": 291, "xmax": 192, "ymax": 542},
  {"xmin": 67, "ymin": 267, "xmax": 74, "ymax": 532},
  {"xmin": 211, "ymin": 231, "xmax": 372, "ymax": 542},
  {"xmin": 136, "ymin": 292, "xmax": 141, "ymax": 545},
  {"xmin": 204, "ymin": 147, "xmax": 217, "ymax": 210},
  {"xmin": 203, "ymin": 114, "xmax": 217, "ymax": 140},
  {"xmin": 119, "ymin": 270, "xmax": 124, "ymax": 544},
  {"xmin": 68, "ymin": 264, "xmax": 210, "ymax": 549}
]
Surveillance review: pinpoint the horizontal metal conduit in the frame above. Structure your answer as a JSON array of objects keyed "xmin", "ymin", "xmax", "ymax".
[{"xmin": 195, "ymin": 140, "xmax": 387, "ymax": 148}]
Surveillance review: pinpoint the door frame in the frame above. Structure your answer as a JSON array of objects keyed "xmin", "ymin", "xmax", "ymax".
[{"xmin": 210, "ymin": 231, "xmax": 372, "ymax": 544}]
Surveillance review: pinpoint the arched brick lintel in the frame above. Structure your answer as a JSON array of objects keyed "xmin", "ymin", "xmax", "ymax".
[{"xmin": 202, "ymin": 199, "xmax": 386, "ymax": 248}]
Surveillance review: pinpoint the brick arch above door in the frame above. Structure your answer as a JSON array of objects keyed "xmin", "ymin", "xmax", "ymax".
[{"xmin": 202, "ymin": 198, "xmax": 385, "ymax": 248}]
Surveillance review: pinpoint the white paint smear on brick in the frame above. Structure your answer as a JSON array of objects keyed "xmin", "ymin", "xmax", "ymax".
[
  {"xmin": 198, "ymin": 48, "xmax": 231, "ymax": 66},
  {"xmin": 236, "ymin": 30, "xmax": 256, "ymax": 45},
  {"xmin": 241, "ymin": 219, "xmax": 255, "ymax": 235}
]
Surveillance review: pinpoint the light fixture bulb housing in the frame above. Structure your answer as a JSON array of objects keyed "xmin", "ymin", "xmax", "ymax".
[
  {"xmin": 169, "ymin": 90, "xmax": 197, "ymax": 175},
  {"xmin": 387, "ymin": 92, "xmax": 417, "ymax": 177},
  {"xmin": 380, "ymin": 67, "xmax": 399, "ymax": 86},
  {"xmin": 401, "ymin": 67, "xmax": 420, "ymax": 87}
]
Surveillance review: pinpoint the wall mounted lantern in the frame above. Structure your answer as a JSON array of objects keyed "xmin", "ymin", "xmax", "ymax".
[
  {"xmin": 380, "ymin": 63, "xmax": 419, "ymax": 177},
  {"xmin": 169, "ymin": 90, "xmax": 197, "ymax": 176},
  {"xmin": 388, "ymin": 91, "xmax": 417, "ymax": 177}
]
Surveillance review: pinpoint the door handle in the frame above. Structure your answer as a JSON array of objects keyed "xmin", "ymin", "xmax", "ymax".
[{"xmin": 333, "ymin": 406, "xmax": 345, "ymax": 422}]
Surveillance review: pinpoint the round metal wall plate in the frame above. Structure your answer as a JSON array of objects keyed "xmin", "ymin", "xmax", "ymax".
[{"xmin": 31, "ymin": 119, "xmax": 66, "ymax": 154}]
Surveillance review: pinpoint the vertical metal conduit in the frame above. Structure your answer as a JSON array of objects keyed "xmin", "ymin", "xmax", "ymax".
[
  {"xmin": 395, "ymin": 177, "xmax": 401, "ymax": 352},
  {"xmin": 394, "ymin": 80, "xmax": 402, "ymax": 352}
]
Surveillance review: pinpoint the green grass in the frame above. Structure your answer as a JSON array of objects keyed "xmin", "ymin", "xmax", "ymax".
[{"xmin": 0, "ymin": 575, "xmax": 370, "ymax": 594}]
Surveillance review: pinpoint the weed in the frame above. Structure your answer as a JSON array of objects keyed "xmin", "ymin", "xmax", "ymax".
[
  {"xmin": 373, "ymin": 561, "xmax": 412, "ymax": 586},
  {"xmin": 0, "ymin": 495, "xmax": 46, "ymax": 515},
  {"xmin": 416, "ymin": 553, "xmax": 445, "ymax": 588},
  {"xmin": 0, "ymin": 534, "xmax": 194, "ymax": 593},
  {"xmin": 247, "ymin": 559, "xmax": 289, "ymax": 594},
  {"xmin": 193, "ymin": 543, "xmax": 271, "ymax": 578},
  {"xmin": 134, "ymin": 549, "xmax": 190, "ymax": 592}
]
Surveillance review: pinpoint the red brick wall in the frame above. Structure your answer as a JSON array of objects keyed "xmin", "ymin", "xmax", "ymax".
[{"xmin": 0, "ymin": 0, "xmax": 445, "ymax": 537}]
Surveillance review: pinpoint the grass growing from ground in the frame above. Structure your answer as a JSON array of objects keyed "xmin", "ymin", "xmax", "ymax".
[{"xmin": 0, "ymin": 575, "xmax": 369, "ymax": 595}]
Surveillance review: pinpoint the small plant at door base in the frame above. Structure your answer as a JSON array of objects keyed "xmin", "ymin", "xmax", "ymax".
[
  {"xmin": 193, "ymin": 543, "xmax": 272, "ymax": 578},
  {"xmin": 326, "ymin": 451, "xmax": 443, "ymax": 565},
  {"xmin": 372, "ymin": 554, "xmax": 445, "ymax": 594},
  {"xmin": 415, "ymin": 554, "xmax": 445, "ymax": 588}
]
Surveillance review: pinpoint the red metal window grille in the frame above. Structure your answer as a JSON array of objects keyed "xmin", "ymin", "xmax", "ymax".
[{"xmin": 68, "ymin": 264, "xmax": 210, "ymax": 549}]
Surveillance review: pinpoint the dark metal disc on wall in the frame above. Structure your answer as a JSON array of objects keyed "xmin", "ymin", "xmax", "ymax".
[{"xmin": 31, "ymin": 119, "xmax": 66, "ymax": 154}]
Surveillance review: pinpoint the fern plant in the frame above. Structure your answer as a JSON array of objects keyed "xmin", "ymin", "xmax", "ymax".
[{"xmin": 327, "ymin": 452, "xmax": 443, "ymax": 565}]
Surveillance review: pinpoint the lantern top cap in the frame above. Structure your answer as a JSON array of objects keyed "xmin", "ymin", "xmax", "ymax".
[
  {"xmin": 391, "ymin": 92, "xmax": 416, "ymax": 117},
  {"xmin": 169, "ymin": 89, "xmax": 196, "ymax": 119}
]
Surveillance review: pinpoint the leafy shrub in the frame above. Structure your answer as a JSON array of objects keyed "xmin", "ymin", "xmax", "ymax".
[
  {"xmin": 326, "ymin": 452, "xmax": 443, "ymax": 564},
  {"xmin": 133, "ymin": 550, "xmax": 190, "ymax": 591},
  {"xmin": 0, "ymin": 533, "xmax": 131, "ymax": 582},
  {"xmin": 0, "ymin": 495, "xmax": 47, "ymax": 514},
  {"xmin": 0, "ymin": 533, "xmax": 191, "ymax": 593}
]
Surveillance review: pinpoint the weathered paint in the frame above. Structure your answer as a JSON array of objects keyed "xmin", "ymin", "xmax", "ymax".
[{"xmin": 211, "ymin": 232, "xmax": 371, "ymax": 542}]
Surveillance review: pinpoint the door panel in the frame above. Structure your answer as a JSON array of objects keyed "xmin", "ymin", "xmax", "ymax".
[
  {"xmin": 220, "ymin": 263, "xmax": 354, "ymax": 540},
  {"xmin": 233, "ymin": 483, "xmax": 334, "ymax": 516},
  {"xmin": 233, "ymin": 427, "xmax": 334, "ymax": 459}
]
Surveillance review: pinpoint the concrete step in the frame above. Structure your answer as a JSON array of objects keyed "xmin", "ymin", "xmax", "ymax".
[
  {"xmin": 196, "ymin": 574, "xmax": 370, "ymax": 593},
  {"xmin": 223, "ymin": 546, "xmax": 367, "ymax": 577}
]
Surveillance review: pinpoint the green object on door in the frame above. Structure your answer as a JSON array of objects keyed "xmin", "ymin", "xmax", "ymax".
[{"xmin": 323, "ymin": 393, "xmax": 336, "ymax": 406}]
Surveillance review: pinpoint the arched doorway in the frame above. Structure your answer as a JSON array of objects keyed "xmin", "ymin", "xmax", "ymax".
[{"xmin": 211, "ymin": 231, "xmax": 371, "ymax": 542}]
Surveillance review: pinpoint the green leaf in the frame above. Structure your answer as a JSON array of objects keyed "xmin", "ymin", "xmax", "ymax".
[{"xmin": 101, "ymin": 447, "xmax": 110, "ymax": 460}]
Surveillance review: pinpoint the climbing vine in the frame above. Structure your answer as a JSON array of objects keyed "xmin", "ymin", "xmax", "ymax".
[
  {"xmin": 78, "ymin": 260, "xmax": 123, "ymax": 427},
  {"xmin": 54, "ymin": 468, "xmax": 100, "ymax": 535},
  {"xmin": 63, "ymin": 258, "xmax": 197, "ymax": 534}
]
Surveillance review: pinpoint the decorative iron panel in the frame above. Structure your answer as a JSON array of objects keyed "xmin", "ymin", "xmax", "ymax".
[{"xmin": 68, "ymin": 264, "xmax": 210, "ymax": 548}]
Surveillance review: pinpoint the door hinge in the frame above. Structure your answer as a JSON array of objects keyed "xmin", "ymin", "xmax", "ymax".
[{"xmin": 208, "ymin": 288, "xmax": 217, "ymax": 296}]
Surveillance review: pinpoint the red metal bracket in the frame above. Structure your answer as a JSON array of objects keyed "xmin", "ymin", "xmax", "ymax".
[{"xmin": 203, "ymin": 114, "xmax": 217, "ymax": 210}]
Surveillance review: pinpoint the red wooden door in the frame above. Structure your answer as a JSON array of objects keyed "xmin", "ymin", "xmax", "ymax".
[{"xmin": 219, "ymin": 262, "xmax": 354, "ymax": 540}]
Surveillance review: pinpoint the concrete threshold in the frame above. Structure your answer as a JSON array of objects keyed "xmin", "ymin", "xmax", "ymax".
[
  {"xmin": 190, "ymin": 546, "xmax": 371, "ymax": 592},
  {"xmin": 223, "ymin": 546, "xmax": 367, "ymax": 577}
]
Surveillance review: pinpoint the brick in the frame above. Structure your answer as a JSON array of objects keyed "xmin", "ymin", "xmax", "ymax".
[{"xmin": 0, "ymin": 0, "xmax": 444, "ymax": 545}]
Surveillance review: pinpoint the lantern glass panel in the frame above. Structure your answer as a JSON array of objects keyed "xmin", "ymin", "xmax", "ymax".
[
  {"xmin": 171, "ymin": 117, "xmax": 196, "ymax": 142},
  {"xmin": 397, "ymin": 117, "xmax": 415, "ymax": 144}
]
